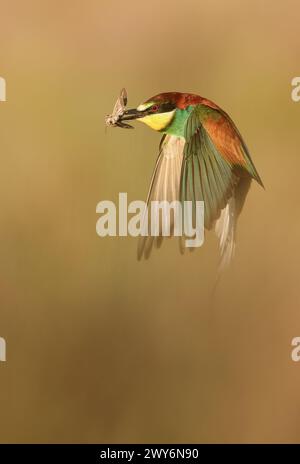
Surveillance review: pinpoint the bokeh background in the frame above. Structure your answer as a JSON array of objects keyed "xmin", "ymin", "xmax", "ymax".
[{"xmin": 0, "ymin": 0, "xmax": 300, "ymax": 444}]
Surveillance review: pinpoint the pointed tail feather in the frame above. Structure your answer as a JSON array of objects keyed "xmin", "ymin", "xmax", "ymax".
[
  {"xmin": 215, "ymin": 197, "xmax": 236, "ymax": 271},
  {"xmin": 215, "ymin": 176, "xmax": 252, "ymax": 271}
]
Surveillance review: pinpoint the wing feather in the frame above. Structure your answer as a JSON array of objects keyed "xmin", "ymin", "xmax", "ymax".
[
  {"xmin": 181, "ymin": 108, "xmax": 237, "ymax": 229},
  {"xmin": 181, "ymin": 103, "xmax": 262, "ymax": 269},
  {"xmin": 138, "ymin": 135, "xmax": 185, "ymax": 259}
]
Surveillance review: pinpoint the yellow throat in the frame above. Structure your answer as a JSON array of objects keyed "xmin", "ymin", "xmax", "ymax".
[{"xmin": 137, "ymin": 103, "xmax": 175, "ymax": 131}]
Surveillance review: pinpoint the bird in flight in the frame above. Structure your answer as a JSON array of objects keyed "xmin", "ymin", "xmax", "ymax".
[{"xmin": 113, "ymin": 91, "xmax": 264, "ymax": 269}]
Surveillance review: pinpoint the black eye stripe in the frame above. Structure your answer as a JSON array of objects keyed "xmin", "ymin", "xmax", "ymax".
[
  {"xmin": 141, "ymin": 102, "xmax": 175, "ymax": 115},
  {"xmin": 154, "ymin": 102, "xmax": 175, "ymax": 113}
]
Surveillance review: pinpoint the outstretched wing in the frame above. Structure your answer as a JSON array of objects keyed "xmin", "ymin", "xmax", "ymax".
[
  {"xmin": 138, "ymin": 135, "xmax": 185, "ymax": 259},
  {"xmin": 180, "ymin": 104, "xmax": 263, "ymax": 230},
  {"xmin": 111, "ymin": 88, "xmax": 127, "ymax": 116}
]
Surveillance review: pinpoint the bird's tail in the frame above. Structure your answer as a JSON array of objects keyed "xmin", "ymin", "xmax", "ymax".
[
  {"xmin": 214, "ymin": 176, "xmax": 252, "ymax": 272},
  {"xmin": 215, "ymin": 196, "xmax": 236, "ymax": 272}
]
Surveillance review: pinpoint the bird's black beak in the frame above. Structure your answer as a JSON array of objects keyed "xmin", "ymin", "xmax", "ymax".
[{"xmin": 120, "ymin": 108, "xmax": 145, "ymax": 121}]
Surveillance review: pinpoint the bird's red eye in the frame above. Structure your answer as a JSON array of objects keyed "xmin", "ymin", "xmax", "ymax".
[{"xmin": 152, "ymin": 105, "xmax": 159, "ymax": 112}]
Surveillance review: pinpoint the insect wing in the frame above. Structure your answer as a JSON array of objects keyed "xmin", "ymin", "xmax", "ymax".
[
  {"xmin": 120, "ymin": 88, "xmax": 127, "ymax": 107},
  {"xmin": 111, "ymin": 88, "xmax": 127, "ymax": 119},
  {"xmin": 105, "ymin": 88, "xmax": 129, "ymax": 127}
]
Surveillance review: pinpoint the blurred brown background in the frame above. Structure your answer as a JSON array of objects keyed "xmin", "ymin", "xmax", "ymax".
[{"xmin": 0, "ymin": 0, "xmax": 300, "ymax": 443}]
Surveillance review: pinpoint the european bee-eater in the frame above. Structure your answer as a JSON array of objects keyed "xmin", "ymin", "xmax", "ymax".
[{"xmin": 119, "ymin": 92, "xmax": 264, "ymax": 269}]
